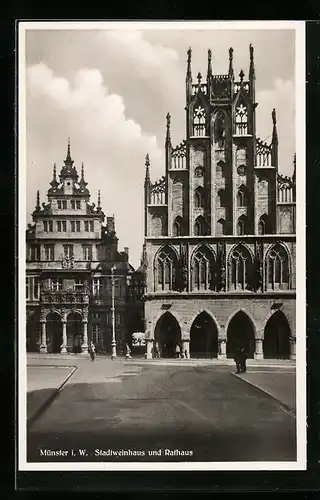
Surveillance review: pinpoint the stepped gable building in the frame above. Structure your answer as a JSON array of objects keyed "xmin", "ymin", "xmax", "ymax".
[
  {"xmin": 143, "ymin": 45, "xmax": 296, "ymax": 360},
  {"xmin": 26, "ymin": 141, "xmax": 135, "ymax": 354}
]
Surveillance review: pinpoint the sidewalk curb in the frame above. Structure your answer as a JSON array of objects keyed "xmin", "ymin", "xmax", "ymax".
[
  {"xmin": 27, "ymin": 366, "xmax": 77, "ymax": 430},
  {"xmin": 231, "ymin": 372, "xmax": 296, "ymax": 418}
]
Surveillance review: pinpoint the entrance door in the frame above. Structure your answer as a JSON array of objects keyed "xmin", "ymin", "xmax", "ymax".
[
  {"xmin": 190, "ymin": 312, "xmax": 218, "ymax": 358},
  {"xmin": 46, "ymin": 312, "xmax": 63, "ymax": 353},
  {"xmin": 67, "ymin": 312, "xmax": 82, "ymax": 353},
  {"xmin": 226, "ymin": 311, "xmax": 255, "ymax": 359},
  {"xmin": 154, "ymin": 312, "xmax": 181, "ymax": 358},
  {"xmin": 263, "ymin": 311, "xmax": 291, "ymax": 359}
]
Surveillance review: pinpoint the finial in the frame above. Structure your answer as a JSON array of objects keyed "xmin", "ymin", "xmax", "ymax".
[
  {"xmin": 145, "ymin": 153, "xmax": 150, "ymax": 167},
  {"xmin": 250, "ymin": 43, "xmax": 254, "ymax": 61},
  {"xmin": 207, "ymin": 49, "xmax": 212, "ymax": 79},
  {"xmin": 272, "ymin": 108, "xmax": 277, "ymax": 125},
  {"xmin": 197, "ymin": 72, "xmax": 202, "ymax": 86},
  {"xmin": 228, "ymin": 47, "xmax": 234, "ymax": 78},
  {"xmin": 186, "ymin": 47, "xmax": 192, "ymax": 80},
  {"xmin": 36, "ymin": 190, "xmax": 40, "ymax": 210},
  {"xmin": 64, "ymin": 137, "xmax": 74, "ymax": 165},
  {"xmin": 81, "ymin": 162, "xmax": 84, "ymax": 180},
  {"xmin": 53, "ymin": 162, "xmax": 57, "ymax": 181},
  {"xmin": 239, "ymin": 69, "xmax": 245, "ymax": 83},
  {"xmin": 97, "ymin": 189, "xmax": 101, "ymax": 207},
  {"xmin": 166, "ymin": 112, "xmax": 171, "ymax": 143}
]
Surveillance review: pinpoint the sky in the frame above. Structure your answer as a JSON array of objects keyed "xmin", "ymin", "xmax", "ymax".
[{"xmin": 24, "ymin": 25, "xmax": 296, "ymax": 269}]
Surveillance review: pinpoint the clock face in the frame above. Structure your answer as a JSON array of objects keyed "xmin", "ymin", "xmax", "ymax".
[{"xmin": 237, "ymin": 165, "xmax": 247, "ymax": 177}]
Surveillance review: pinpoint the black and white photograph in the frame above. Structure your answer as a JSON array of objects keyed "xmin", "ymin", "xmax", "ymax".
[{"xmin": 18, "ymin": 21, "xmax": 306, "ymax": 471}]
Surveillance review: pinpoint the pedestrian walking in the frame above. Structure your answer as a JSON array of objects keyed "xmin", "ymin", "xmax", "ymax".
[
  {"xmin": 90, "ymin": 341, "xmax": 96, "ymax": 361},
  {"xmin": 155, "ymin": 341, "xmax": 160, "ymax": 359},
  {"xmin": 175, "ymin": 343, "xmax": 181, "ymax": 359},
  {"xmin": 125, "ymin": 343, "xmax": 132, "ymax": 360},
  {"xmin": 233, "ymin": 347, "xmax": 241, "ymax": 373},
  {"xmin": 240, "ymin": 347, "xmax": 247, "ymax": 373}
]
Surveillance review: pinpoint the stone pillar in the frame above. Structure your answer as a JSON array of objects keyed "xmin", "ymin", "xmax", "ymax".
[
  {"xmin": 81, "ymin": 320, "xmax": 89, "ymax": 354},
  {"xmin": 145, "ymin": 338, "xmax": 153, "ymax": 359},
  {"xmin": 289, "ymin": 336, "xmax": 296, "ymax": 360},
  {"xmin": 61, "ymin": 318, "xmax": 67, "ymax": 354},
  {"xmin": 254, "ymin": 338, "xmax": 263, "ymax": 360},
  {"xmin": 182, "ymin": 339, "xmax": 190, "ymax": 359},
  {"xmin": 218, "ymin": 338, "xmax": 227, "ymax": 359},
  {"xmin": 39, "ymin": 320, "xmax": 47, "ymax": 354}
]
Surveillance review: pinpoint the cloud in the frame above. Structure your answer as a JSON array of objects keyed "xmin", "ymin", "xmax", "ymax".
[{"xmin": 26, "ymin": 63, "xmax": 164, "ymax": 267}]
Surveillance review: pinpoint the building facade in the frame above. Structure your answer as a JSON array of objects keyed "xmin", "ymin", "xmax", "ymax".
[
  {"xmin": 143, "ymin": 46, "xmax": 296, "ymax": 360},
  {"xmin": 26, "ymin": 142, "xmax": 137, "ymax": 355}
]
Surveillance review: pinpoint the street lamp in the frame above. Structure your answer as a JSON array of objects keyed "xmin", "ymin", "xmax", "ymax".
[{"xmin": 111, "ymin": 265, "xmax": 117, "ymax": 360}]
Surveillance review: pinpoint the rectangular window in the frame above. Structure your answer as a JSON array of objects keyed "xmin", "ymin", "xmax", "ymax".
[
  {"xmin": 74, "ymin": 278, "xmax": 84, "ymax": 290},
  {"xmin": 34, "ymin": 277, "xmax": 40, "ymax": 300},
  {"xmin": 89, "ymin": 221, "xmax": 94, "ymax": 232},
  {"xmin": 63, "ymin": 244, "xmax": 74, "ymax": 258},
  {"xmin": 71, "ymin": 200, "xmax": 76, "ymax": 209},
  {"xmin": 62, "ymin": 221, "xmax": 67, "ymax": 232},
  {"xmin": 43, "ymin": 221, "xmax": 48, "ymax": 232},
  {"xmin": 82, "ymin": 244, "xmax": 92, "ymax": 260},
  {"xmin": 26, "ymin": 277, "xmax": 30, "ymax": 300},
  {"xmin": 62, "ymin": 200, "xmax": 67, "ymax": 209},
  {"xmin": 57, "ymin": 200, "xmax": 62, "ymax": 209},
  {"xmin": 57, "ymin": 220, "xmax": 62, "ymax": 232},
  {"xmin": 48, "ymin": 221, "xmax": 53, "ymax": 232},
  {"xmin": 92, "ymin": 324, "xmax": 103, "ymax": 346},
  {"xmin": 70, "ymin": 221, "xmax": 76, "ymax": 232},
  {"xmin": 76, "ymin": 200, "xmax": 81, "ymax": 209},
  {"xmin": 76, "ymin": 220, "xmax": 81, "ymax": 232},
  {"xmin": 30, "ymin": 245, "xmax": 40, "ymax": 261},
  {"xmin": 51, "ymin": 278, "xmax": 62, "ymax": 291},
  {"xmin": 84, "ymin": 221, "xmax": 89, "ymax": 232},
  {"xmin": 92, "ymin": 278, "xmax": 102, "ymax": 297},
  {"xmin": 44, "ymin": 244, "xmax": 54, "ymax": 261}
]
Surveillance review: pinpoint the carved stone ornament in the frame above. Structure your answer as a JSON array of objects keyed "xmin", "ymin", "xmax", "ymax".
[
  {"xmin": 237, "ymin": 165, "xmax": 247, "ymax": 177},
  {"xmin": 195, "ymin": 166, "xmax": 204, "ymax": 178}
]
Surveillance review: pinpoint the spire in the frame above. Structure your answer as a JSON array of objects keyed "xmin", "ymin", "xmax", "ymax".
[
  {"xmin": 35, "ymin": 190, "xmax": 40, "ymax": 211},
  {"xmin": 186, "ymin": 47, "xmax": 192, "ymax": 81},
  {"xmin": 65, "ymin": 137, "xmax": 73, "ymax": 165},
  {"xmin": 207, "ymin": 49, "xmax": 212, "ymax": 80},
  {"xmin": 293, "ymin": 153, "xmax": 296, "ymax": 183},
  {"xmin": 97, "ymin": 189, "xmax": 101, "ymax": 208},
  {"xmin": 144, "ymin": 154, "xmax": 150, "ymax": 187},
  {"xmin": 166, "ymin": 112, "xmax": 171, "ymax": 144},
  {"xmin": 79, "ymin": 162, "xmax": 87, "ymax": 190},
  {"xmin": 228, "ymin": 47, "xmax": 234, "ymax": 78},
  {"xmin": 50, "ymin": 162, "xmax": 59, "ymax": 188},
  {"xmin": 249, "ymin": 43, "xmax": 255, "ymax": 80},
  {"xmin": 81, "ymin": 162, "xmax": 85, "ymax": 181},
  {"xmin": 272, "ymin": 108, "xmax": 278, "ymax": 145}
]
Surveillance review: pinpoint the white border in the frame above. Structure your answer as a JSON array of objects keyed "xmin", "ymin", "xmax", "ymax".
[{"xmin": 18, "ymin": 20, "xmax": 306, "ymax": 472}]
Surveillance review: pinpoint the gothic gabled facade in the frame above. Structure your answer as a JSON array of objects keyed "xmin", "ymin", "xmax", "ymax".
[
  {"xmin": 143, "ymin": 46, "xmax": 296, "ymax": 360},
  {"xmin": 26, "ymin": 141, "xmax": 137, "ymax": 355}
]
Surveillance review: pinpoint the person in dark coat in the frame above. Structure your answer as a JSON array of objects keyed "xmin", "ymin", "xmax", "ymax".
[
  {"xmin": 239, "ymin": 347, "xmax": 247, "ymax": 373},
  {"xmin": 90, "ymin": 341, "xmax": 96, "ymax": 361},
  {"xmin": 233, "ymin": 347, "xmax": 242, "ymax": 374}
]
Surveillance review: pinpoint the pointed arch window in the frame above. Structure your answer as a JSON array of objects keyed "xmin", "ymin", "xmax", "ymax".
[
  {"xmin": 216, "ymin": 160, "xmax": 225, "ymax": 177},
  {"xmin": 217, "ymin": 189, "xmax": 227, "ymax": 208},
  {"xmin": 267, "ymin": 244, "xmax": 290, "ymax": 290},
  {"xmin": 173, "ymin": 216, "xmax": 183, "ymax": 237},
  {"xmin": 216, "ymin": 218, "xmax": 227, "ymax": 236},
  {"xmin": 235, "ymin": 102, "xmax": 248, "ymax": 135},
  {"xmin": 229, "ymin": 244, "xmax": 253, "ymax": 291},
  {"xmin": 194, "ymin": 186, "xmax": 204, "ymax": 208},
  {"xmin": 194, "ymin": 216, "xmax": 206, "ymax": 236},
  {"xmin": 156, "ymin": 247, "xmax": 178, "ymax": 291},
  {"xmin": 237, "ymin": 185, "xmax": 248, "ymax": 207},
  {"xmin": 237, "ymin": 215, "xmax": 247, "ymax": 236},
  {"xmin": 193, "ymin": 105, "xmax": 206, "ymax": 137},
  {"xmin": 192, "ymin": 246, "xmax": 215, "ymax": 291},
  {"xmin": 258, "ymin": 214, "xmax": 268, "ymax": 235}
]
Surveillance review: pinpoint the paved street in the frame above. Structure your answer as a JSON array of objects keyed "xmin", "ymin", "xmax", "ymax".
[{"xmin": 26, "ymin": 357, "xmax": 296, "ymax": 463}]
